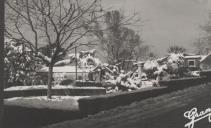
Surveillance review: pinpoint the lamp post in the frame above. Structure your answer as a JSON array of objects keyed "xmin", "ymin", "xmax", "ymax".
[{"xmin": 75, "ymin": 46, "xmax": 78, "ymax": 80}]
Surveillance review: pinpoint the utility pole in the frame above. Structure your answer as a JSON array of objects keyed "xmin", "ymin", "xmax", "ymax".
[{"xmin": 75, "ymin": 46, "xmax": 78, "ymax": 80}]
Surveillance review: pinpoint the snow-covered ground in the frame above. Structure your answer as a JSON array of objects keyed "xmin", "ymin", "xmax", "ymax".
[
  {"xmin": 4, "ymin": 96, "xmax": 88, "ymax": 111},
  {"xmin": 4, "ymin": 85, "xmax": 104, "ymax": 91}
]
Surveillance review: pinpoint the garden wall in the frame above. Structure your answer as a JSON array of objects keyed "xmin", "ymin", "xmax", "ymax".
[
  {"xmin": 78, "ymin": 87, "xmax": 169, "ymax": 115},
  {"xmin": 4, "ymin": 88, "xmax": 106, "ymax": 99},
  {"xmin": 78, "ymin": 76, "xmax": 209, "ymax": 115},
  {"xmin": 159, "ymin": 76, "xmax": 208, "ymax": 89}
]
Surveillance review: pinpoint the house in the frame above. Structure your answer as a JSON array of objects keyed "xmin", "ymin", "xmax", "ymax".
[
  {"xmin": 183, "ymin": 54, "xmax": 202, "ymax": 70},
  {"xmin": 182, "ymin": 53, "xmax": 211, "ymax": 71}
]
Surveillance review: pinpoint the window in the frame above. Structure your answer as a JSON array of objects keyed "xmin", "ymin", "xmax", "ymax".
[{"xmin": 188, "ymin": 59, "xmax": 196, "ymax": 67}]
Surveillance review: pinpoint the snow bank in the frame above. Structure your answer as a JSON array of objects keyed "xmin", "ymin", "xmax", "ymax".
[
  {"xmin": 4, "ymin": 85, "xmax": 47, "ymax": 91},
  {"xmin": 4, "ymin": 85, "xmax": 104, "ymax": 91},
  {"xmin": 4, "ymin": 96, "xmax": 88, "ymax": 111}
]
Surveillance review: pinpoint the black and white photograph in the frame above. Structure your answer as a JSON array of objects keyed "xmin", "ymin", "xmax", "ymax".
[{"xmin": 1, "ymin": 0, "xmax": 211, "ymax": 128}]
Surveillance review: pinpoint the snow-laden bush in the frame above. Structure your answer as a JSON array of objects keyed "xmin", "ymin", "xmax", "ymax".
[
  {"xmin": 166, "ymin": 53, "xmax": 185, "ymax": 77},
  {"xmin": 79, "ymin": 54, "xmax": 101, "ymax": 68},
  {"xmin": 4, "ymin": 39, "xmax": 41, "ymax": 87},
  {"xmin": 167, "ymin": 53, "xmax": 184, "ymax": 64},
  {"xmin": 143, "ymin": 60, "xmax": 159, "ymax": 79},
  {"xmin": 55, "ymin": 49, "xmax": 101, "ymax": 68},
  {"xmin": 90, "ymin": 64, "xmax": 151, "ymax": 92}
]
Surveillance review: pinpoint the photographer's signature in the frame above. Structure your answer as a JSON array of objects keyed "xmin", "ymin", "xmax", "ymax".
[{"xmin": 184, "ymin": 107, "xmax": 211, "ymax": 128}]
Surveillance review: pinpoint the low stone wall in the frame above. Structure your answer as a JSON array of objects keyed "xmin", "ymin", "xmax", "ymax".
[
  {"xmin": 4, "ymin": 88, "xmax": 106, "ymax": 99},
  {"xmin": 159, "ymin": 77, "xmax": 208, "ymax": 89},
  {"xmin": 78, "ymin": 76, "xmax": 209, "ymax": 115},
  {"xmin": 78, "ymin": 87, "xmax": 169, "ymax": 115}
]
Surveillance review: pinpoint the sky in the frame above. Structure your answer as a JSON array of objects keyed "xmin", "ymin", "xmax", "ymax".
[{"xmin": 101, "ymin": 0, "xmax": 211, "ymax": 56}]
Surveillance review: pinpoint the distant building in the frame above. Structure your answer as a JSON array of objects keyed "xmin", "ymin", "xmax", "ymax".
[
  {"xmin": 134, "ymin": 53, "xmax": 211, "ymax": 71},
  {"xmin": 182, "ymin": 53, "xmax": 211, "ymax": 71},
  {"xmin": 183, "ymin": 54, "xmax": 202, "ymax": 70}
]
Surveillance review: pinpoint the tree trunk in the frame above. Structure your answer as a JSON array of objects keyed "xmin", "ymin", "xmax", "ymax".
[
  {"xmin": 47, "ymin": 64, "xmax": 53, "ymax": 99},
  {"xmin": 0, "ymin": 0, "xmax": 4, "ymax": 126},
  {"xmin": 0, "ymin": 65, "xmax": 4, "ymax": 128}
]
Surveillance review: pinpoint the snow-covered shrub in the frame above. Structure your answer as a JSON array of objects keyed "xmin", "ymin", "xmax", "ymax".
[
  {"xmin": 55, "ymin": 49, "xmax": 101, "ymax": 68},
  {"xmin": 143, "ymin": 60, "xmax": 159, "ymax": 79},
  {"xmin": 4, "ymin": 39, "xmax": 41, "ymax": 87},
  {"xmin": 79, "ymin": 55, "xmax": 101, "ymax": 68},
  {"xmin": 60, "ymin": 79, "xmax": 74, "ymax": 85},
  {"xmin": 136, "ymin": 53, "xmax": 188, "ymax": 81},
  {"xmin": 167, "ymin": 53, "xmax": 184, "ymax": 64},
  {"xmin": 190, "ymin": 71, "xmax": 200, "ymax": 77},
  {"xmin": 165, "ymin": 53, "xmax": 186, "ymax": 78}
]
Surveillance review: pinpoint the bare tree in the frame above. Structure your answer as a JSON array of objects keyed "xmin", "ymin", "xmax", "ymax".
[
  {"xmin": 194, "ymin": 38, "xmax": 211, "ymax": 54},
  {"xmin": 5, "ymin": 0, "xmax": 102, "ymax": 98},
  {"xmin": 167, "ymin": 45, "xmax": 186, "ymax": 54},
  {"xmin": 194, "ymin": 12, "xmax": 211, "ymax": 54},
  {"xmin": 92, "ymin": 10, "xmax": 144, "ymax": 65}
]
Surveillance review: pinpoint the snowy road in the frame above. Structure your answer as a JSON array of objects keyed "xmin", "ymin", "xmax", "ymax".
[{"xmin": 44, "ymin": 84, "xmax": 211, "ymax": 128}]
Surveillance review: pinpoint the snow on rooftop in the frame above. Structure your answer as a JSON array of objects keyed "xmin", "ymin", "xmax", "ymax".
[
  {"xmin": 4, "ymin": 96, "xmax": 88, "ymax": 111},
  {"xmin": 200, "ymin": 54, "xmax": 211, "ymax": 62},
  {"xmin": 183, "ymin": 55, "xmax": 202, "ymax": 59},
  {"xmin": 55, "ymin": 59, "xmax": 71, "ymax": 66}
]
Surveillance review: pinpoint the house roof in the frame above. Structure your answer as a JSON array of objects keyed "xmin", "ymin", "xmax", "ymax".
[
  {"xmin": 183, "ymin": 55, "xmax": 202, "ymax": 59},
  {"xmin": 200, "ymin": 54, "xmax": 211, "ymax": 63}
]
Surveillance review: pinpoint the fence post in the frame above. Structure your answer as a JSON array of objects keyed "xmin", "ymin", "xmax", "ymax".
[{"xmin": 75, "ymin": 46, "xmax": 78, "ymax": 80}]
